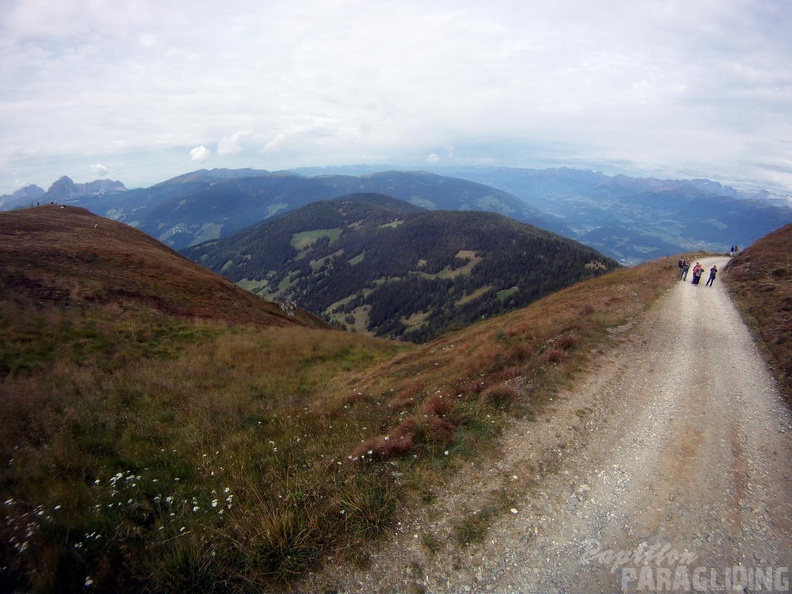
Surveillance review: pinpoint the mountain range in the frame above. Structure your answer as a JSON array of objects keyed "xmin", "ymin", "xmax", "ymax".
[
  {"xmin": 431, "ymin": 167, "xmax": 792, "ymax": 262},
  {"xmin": 2, "ymin": 166, "xmax": 791, "ymax": 265},
  {"xmin": 183, "ymin": 193, "xmax": 619, "ymax": 342}
]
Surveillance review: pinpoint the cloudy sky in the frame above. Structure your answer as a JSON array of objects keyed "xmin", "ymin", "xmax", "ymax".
[{"xmin": 1, "ymin": 0, "xmax": 791, "ymax": 195}]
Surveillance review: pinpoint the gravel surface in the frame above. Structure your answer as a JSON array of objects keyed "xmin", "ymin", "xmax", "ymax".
[{"xmin": 305, "ymin": 256, "xmax": 792, "ymax": 593}]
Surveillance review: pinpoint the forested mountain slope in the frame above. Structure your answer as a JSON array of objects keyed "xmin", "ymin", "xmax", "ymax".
[{"xmin": 184, "ymin": 193, "xmax": 619, "ymax": 342}]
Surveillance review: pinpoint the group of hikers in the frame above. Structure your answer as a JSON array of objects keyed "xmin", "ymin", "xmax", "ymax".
[{"xmin": 677, "ymin": 257, "xmax": 717, "ymax": 286}]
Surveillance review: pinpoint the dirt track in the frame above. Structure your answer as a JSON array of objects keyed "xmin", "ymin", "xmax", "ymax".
[{"xmin": 307, "ymin": 255, "xmax": 792, "ymax": 593}]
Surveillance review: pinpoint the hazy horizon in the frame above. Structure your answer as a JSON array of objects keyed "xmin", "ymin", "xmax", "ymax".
[{"xmin": 2, "ymin": 0, "xmax": 791, "ymax": 195}]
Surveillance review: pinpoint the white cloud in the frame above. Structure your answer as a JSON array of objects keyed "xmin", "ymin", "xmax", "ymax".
[
  {"xmin": 90, "ymin": 163, "xmax": 110, "ymax": 178},
  {"xmin": 217, "ymin": 130, "xmax": 252, "ymax": 156},
  {"xmin": 190, "ymin": 146, "xmax": 210, "ymax": 161},
  {"xmin": 0, "ymin": 0, "xmax": 791, "ymax": 194},
  {"xmin": 426, "ymin": 153, "xmax": 440, "ymax": 164}
]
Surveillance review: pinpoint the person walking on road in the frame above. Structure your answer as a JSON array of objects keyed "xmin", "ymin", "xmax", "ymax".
[
  {"xmin": 706, "ymin": 265, "xmax": 718, "ymax": 287},
  {"xmin": 691, "ymin": 262, "xmax": 703, "ymax": 285},
  {"xmin": 681, "ymin": 259, "xmax": 690, "ymax": 281}
]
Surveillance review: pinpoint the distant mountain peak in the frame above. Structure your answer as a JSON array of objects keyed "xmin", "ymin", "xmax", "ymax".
[
  {"xmin": 12, "ymin": 184, "xmax": 45, "ymax": 199},
  {"xmin": 0, "ymin": 184, "xmax": 46, "ymax": 210},
  {"xmin": 49, "ymin": 175, "xmax": 76, "ymax": 191},
  {"xmin": 44, "ymin": 176, "xmax": 126, "ymax": 201}
]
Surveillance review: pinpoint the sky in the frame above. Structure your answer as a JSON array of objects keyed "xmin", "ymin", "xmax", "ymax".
[{"xmin": 1, "ymin": 0, "xmax": 791, "ymax": 196}]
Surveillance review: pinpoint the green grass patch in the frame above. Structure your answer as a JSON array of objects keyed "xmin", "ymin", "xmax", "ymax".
[
  {"xmin": 497, "ymin": 286, "xmax": 518, "ymax": 300},
  {"xmin": 452, "ymin": 506, "xmax": 499, "ymax": 547},
  {"xmin": 290, "ymin": 228, "xmax": 343, "ymax": 251}
]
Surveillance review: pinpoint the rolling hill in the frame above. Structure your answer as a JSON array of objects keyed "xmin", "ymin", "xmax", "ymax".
[
  {"xmin": 183, "ymin": 193, "xmax": 620, "ymax": 342},
  {"xmin": 0, "ymin": 205, "xmax": 328, "ymax": 334}
]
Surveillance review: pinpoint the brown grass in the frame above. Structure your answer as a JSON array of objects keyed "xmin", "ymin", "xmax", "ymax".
[
  {"xmin": 482, "ymin": 384, "xmax": 520, "ymax": 411},
  {"xmin": 0, "ymin": 205, "xmax": 328, "ymax": 329},
  {"xmin": 0, "ymin": 209, "xmax": 684, "ymax": 592},
  {"xmin": 723, "ymin": 223, "xmax": 792, "ymax": 403}
]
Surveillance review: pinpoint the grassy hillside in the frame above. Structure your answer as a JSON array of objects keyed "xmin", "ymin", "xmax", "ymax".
[
  {"xmin": 0, "ymin": 205, "xmax": 328, "ymax": 334},
  {"xmin": 185, "ymin": 194, "xmax": 620, "ymax": 342},
  {"xmin": 0, "ymin": 204, "xmax": 682, "ymax": 592},
  {"xmin": 723, "ymin": 223, "xmax": 792, "ymax": 402}
]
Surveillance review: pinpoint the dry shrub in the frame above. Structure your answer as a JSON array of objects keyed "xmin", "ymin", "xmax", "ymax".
[
  {"xmin": 461, "ymin": 380, "xmax": 486, "ymax": 395},
  {"xmin": 504, "ymin": 343, "xmax": 532, "ymax": 364},
  {"xmin": 341, "ymin": 391, "xmax": 372, "ymax": 407},
  {"xmin": 353, "ymin": 418, "xmax": 416, "ymax": 460},
  {"xmin": 482, "ymin": 384, "xmax": 520, "ymax": 411},
  {"xmin": 389, "ymin": 381, "xmax": 426, "ymax": 409},
  {"xmin": 553, "ymin": 333, "xmax": 578, "ymax": 350},
  {"xmin": 352, "ymin": 413, "xmax": 457, "ymax": 461},
  {"xmin": 420, "ymin": 416, "xmax": 456, "ymax": 446},
  {"xmin": 386, "ymin": 419, "xmax": 418, "ymax": 455},
  {"xmin": 419, "ymin": 392, "xmax": 452, "ymax": 417},
  {"xmin": 496, "ymin": 366, "xmax": 524, "ymax": 381},
  {"xmin": 544, "ymin": 348, "xmax": 566, "ymax": 364}
]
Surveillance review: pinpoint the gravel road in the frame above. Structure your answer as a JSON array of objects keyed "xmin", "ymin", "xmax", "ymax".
[{"xmin": 307, "ymin": 256, "xmax": 792, "ymax": 593}]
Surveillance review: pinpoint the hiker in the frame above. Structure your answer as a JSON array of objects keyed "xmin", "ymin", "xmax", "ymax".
[
  {"xmin": 677, "ymin": 257, "xmax": 685, "ymax": 280},
  {"xmin": 691, "ymin": 262, "xmax": 702, "ymax": 285},
  {"xmin": 681, "ymin": 259, "xmax": 690, "ymax": 281},
  {"xmin": 706, "ymin": 265, "xmax": 717, "ymax": 287}
]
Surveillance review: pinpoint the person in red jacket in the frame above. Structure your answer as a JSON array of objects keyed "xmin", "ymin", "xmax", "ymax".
[{"xmin": 691, "ymin": 262, "xmax": 703, "ymax": 285}]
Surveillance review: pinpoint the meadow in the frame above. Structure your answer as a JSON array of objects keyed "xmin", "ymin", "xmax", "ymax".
[{"xmin": 0, "ymin": 254, "xmax": 681, "ymax": 592}]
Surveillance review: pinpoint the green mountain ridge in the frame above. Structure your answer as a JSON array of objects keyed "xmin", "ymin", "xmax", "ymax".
[
  {"xmin": 184, "ymin": 193, "xmax": 620, "ymax": 342},
  {"xmin": 5, "ymin": 166, "xmax": 791, "ymax": 266}
]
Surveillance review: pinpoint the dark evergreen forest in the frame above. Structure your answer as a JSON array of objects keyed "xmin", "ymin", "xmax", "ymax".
[{"xmin": 184, "ymin": 194, "xmax": 619, "ymax": 342}]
